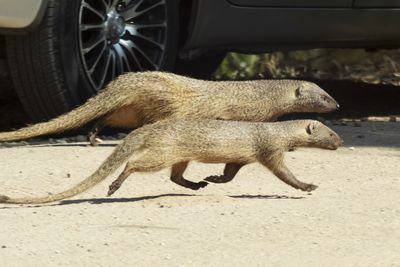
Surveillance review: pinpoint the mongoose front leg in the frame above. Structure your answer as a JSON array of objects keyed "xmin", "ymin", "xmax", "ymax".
[
  {"xmin": 262, "ymin": 157, "xmax": 318, "ymax": 192},
  {"xmin": 170, "ymin": 162, "xmax": 208, "ymax": 190},
  {"xmin": 88, "ymin": 119, "xmax": 106, "ymax": 146},
  {"xmin": 204, "ymin": 163, "xmax": 244, "ymax": 183},
  {"xmin": 107, "ymin": 165, "xmax": 132, "ymax": 196}
]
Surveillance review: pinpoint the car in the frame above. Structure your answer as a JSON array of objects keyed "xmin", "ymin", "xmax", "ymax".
[{"xmin": 1, "ymin": 0, "xmax": 400, "ymax": 122}]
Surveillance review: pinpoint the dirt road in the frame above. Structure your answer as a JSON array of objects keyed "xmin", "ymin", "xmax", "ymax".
[{"xmin": 0, "ymin": 122, "xmax": 399, "ymax": 267}]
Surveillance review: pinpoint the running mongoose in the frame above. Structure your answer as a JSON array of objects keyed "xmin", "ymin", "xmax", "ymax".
[
  {"xmin": 0, "ymin": 119, "xmax": 343, "ymax": 204},
  {"xmin": 0, "ymin": 71, "xmax": 339, "ymax": 145}
]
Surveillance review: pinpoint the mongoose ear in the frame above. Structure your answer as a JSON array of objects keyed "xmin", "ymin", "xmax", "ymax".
[
  {"xmin": 306, "ymin": 122, "xmax": 316, "ymax": 135},
  {"xmin": 295, "ymin": 86, "xmax": 303, "ymax": 98}
]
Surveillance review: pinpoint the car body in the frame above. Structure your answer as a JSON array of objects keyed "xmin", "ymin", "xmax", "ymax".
[
  {"xmin": 187, "ymin": 0, "xmax": 400, "ymax": 52},
  {"xmin": 0, "ymin": 0, "xmax": 47, "ymax": 30},
  {"xmin": 2, "ymin": 0, "xmax": 400, "ymax": 51},
  {"xmin": 1, "ymin": 0, "xmax": 400, "ymax": 121}
]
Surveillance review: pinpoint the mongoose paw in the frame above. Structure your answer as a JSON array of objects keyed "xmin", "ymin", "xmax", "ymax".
[
  {"xmin": 204, "ymin": 175, "xmax": 230, "ymax": 184},
  {"xmin": 189, "ymin": 181, "xmax": 208, "ymax": 190},
  {"xmin": 88, "ymin": 134, "xmax": 101, "ymax": 147},
  {"xmin": 107, "ymin": 181, "xmax": 122, "ymax": 196},
  {"xmin": 299, "ymin": 183, "xmax": 318, "ymax": 192}
]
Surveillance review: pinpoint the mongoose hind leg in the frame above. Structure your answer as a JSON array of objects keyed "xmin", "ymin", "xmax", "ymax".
[
  {"xmin": 108, "ymin": 167, "xmax": 131, "ymax": 197},
  {"xmin": 261, "ymin": 156, "xmax": 318, "ymax": 192},
  {"xmin": 170, "ymin": 162, "xmax": 208, "ymax": 190},
  {"xmin": 107, "ymin": 153, "xmax": 168, "ymax": 196},
  {"xmin": 204, "ymin": 163, "xmax": 244, "ymax": 183},
  {"xmin": 88, "ymin": 119, "xmax": 107, "ymax": 146}
]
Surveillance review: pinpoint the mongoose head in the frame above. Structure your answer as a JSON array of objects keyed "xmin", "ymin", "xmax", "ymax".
[
  {"xmin": 304, "ymin": 120, "xmax": 343, "ymax": 150},
  {"xmin": 291, "ymin": 81, "xmax": 339, "ymax": 113}
]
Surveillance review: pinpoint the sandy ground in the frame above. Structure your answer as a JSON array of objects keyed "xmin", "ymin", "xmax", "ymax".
[{"xmin": 0, "ymin": 122, "xmax": 399, "ymax": 267}]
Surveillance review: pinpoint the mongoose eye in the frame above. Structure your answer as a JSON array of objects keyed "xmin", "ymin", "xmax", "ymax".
[{"xmin": 323, "ymin": 96, "xmax": 330, "ymax": 102}]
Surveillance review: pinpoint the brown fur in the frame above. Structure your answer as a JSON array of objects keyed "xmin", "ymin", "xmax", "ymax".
[
  {"xmin": 0, "ymin": 71, "xmax": 338, "ymax": 144},
  {"xmin": 0, "ymin": 119, "xmax": 342, "ymax": 205}
]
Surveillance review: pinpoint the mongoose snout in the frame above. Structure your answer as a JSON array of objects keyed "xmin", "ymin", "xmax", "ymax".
[
  {"xmin": 329, "ymin": 132, "xmax": 344, "ymax": 150},
  {"xmin": 323, "ymin": 95, "xmax": 340, "ymax": 110},
  {"xmin": 296, "ymin": 81, "xmax": 339, "ymax": 113},
  {"xmin": 305, "ymin": 120, "xmax": 343, "ymax": 150}
]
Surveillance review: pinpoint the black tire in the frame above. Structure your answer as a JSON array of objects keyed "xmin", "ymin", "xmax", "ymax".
[
  {"xmin": 6, "ymin": 0, "xmax": 179, "ymax": 122},
  {"xmin": 175, "ymin": 51, "xmax": 226, "ymax": 79}
]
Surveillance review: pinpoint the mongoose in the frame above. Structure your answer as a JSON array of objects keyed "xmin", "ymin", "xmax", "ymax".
[
  {"xmin": 0, "ymin": 71, "xmax": 339, "ymax": 145},
  {"xmin": 0, "ymin": 119, "xmax": 343, "ymax": 204}
]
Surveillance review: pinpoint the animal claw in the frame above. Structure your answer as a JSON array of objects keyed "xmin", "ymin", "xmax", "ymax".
[
  {"xmin": 190, "ymin": 181, "xmax": 208, "ymax": 190},
  {"xmin": 299, "ymin": 183, "xmax": 318, "ymax": 192}
]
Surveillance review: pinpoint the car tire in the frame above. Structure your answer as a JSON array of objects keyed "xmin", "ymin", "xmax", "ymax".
[{"xmin": 6, "ymin": 0, "xmax": 179, "ymax": 121}]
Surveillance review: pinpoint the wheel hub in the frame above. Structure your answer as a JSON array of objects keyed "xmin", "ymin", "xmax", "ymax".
[{"xmin": 105, "ymin": 11, "xmax": 126, "ymax": 43}]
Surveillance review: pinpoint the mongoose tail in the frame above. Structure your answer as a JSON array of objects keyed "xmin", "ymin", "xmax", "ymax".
[
  {"xmin": 0, "ymin": 84, "xmax": 125, "ymax": 142},
  {"xmin": 0, "ymin": 131, "xmax": 143, "ymax": 204}
]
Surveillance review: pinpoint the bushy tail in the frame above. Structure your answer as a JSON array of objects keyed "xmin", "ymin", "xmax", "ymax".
[
  {"xmin": 0, "ymin": 87, "xmax": 126, "ymax": 142},
  {"xmin": 0, "ymin": 131, "xmax": 143, "ymax": 204}
]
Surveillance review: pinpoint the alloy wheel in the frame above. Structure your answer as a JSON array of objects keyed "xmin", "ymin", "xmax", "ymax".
[{"xmin": 79, "ymin": 0, "xmax": 168, "ymax": 90}]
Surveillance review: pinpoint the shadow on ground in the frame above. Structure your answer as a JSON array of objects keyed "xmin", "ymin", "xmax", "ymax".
[
  {"xmin": 332, "ymin": 121, "xmax": 400, "ymax": 148},
  {"xmin": 0, "ymin": 193, "xmax": 305, "ymax": 209},
  {"xmin": 56, "ymin": 193, "xmax": 303, "ymax": 206}
]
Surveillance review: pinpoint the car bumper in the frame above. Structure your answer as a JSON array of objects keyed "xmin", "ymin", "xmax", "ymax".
[{"xmin": 0, "ymin": 0, "xmax": 47, "ymax": 31}]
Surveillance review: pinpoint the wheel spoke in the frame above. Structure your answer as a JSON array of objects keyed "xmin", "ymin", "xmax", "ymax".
[
  {"xmin": 101, "ymin": 0, "xmax": 109, "ymax": 10},
  {"xmin": 134, "ymin": 21, "xmax": 166, "ymax": 30},
  {"xmin": 111, "ymin": 46, "xmax": 124, "ymax": 75},
  {"xmin": 89, "ymin": 42, "xmax": 107, "ymax": 74},
  {"xmin": 113, "ymin": 44, "xmax": 131, "ymax": 72},
  {"xmin": 80, "ymin": 23, "xmax": 104, "ymax": 31},
  {"xmin": 120, "ymin": 0, "xmax": 166, "ymax": 21},
  {"xmin": 134, "ymin": 0, "xmax": 165, "ymax": 19},
  {"xmin": 125, "ymin": 25, "xmax": 163, "ymax": 50},
  {"xmin": 120, "ymin": 39, "xmax": 143, "ymax": 70},
  {"xmin": 119, "ymin": 0, "xmax": 142, "ymax": 20},
  {"xmin": 110, "ymin": 50, "xmax": 117, "ymax": 80},
  {"xmin": 82, "ymin": 1, "xmax": 105, "ymax": 20},
  {"xmin": 124, "ymin": 24, "xmax": 137, "ymax": 35},
  {"xmin": 98, "ymin": 50, "xmax": 113, "ymax": 89},
  {"xmin": 117, "ymin": 51, "xmax": 124, "ymax": 73},
  {"xmin": 82, "ymin": 35, "xmax": 106, "ymax": 54},
  {"xmin": 126, "ymin": 22, "xmax": 166, "ymax": 32},
  {"xmin": 131, "ymin": 42, "xmax": 157, "ymax": 69},
  {"xmin": 136, "ymin": 33, "xmax": 164, "ymax": 50},
  {"xmin": 110, "ymin": 0, "xmax": 122, "ymax": 8}
]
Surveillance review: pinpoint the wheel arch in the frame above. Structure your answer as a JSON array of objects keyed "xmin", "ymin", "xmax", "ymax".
[{"xmin": 0, "ymin": 0, "xmax": 50, "ymax": 34}]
